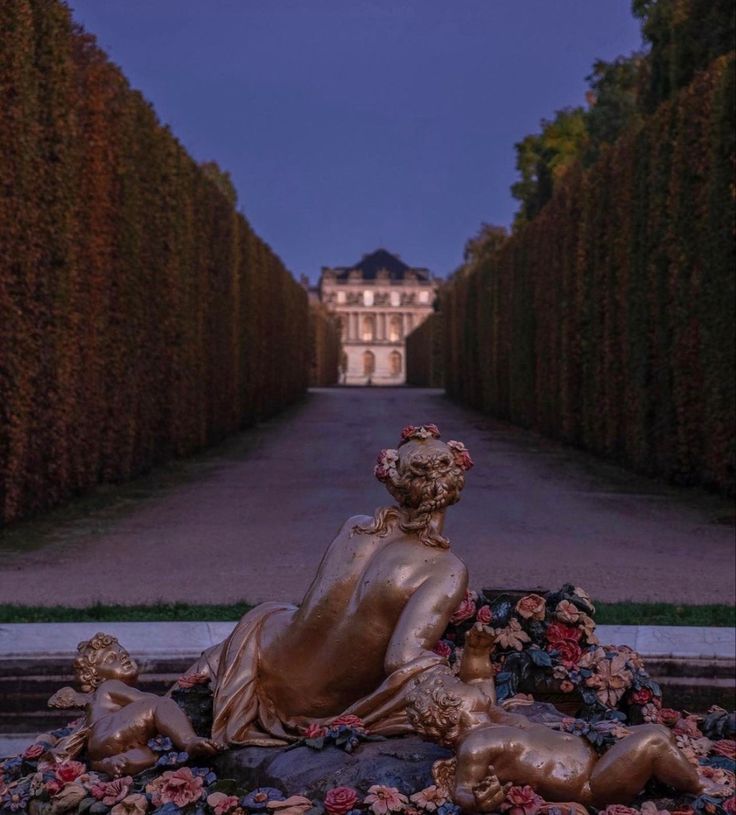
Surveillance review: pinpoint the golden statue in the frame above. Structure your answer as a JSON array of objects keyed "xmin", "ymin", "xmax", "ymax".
[
  {"xmin": 187, "ymin": 424, "xmax": 477, "ymax": 745},
  {"xmin": 407, "ymin": 624, "xmax": 704, "ymax": 812},
  {"xmin": 49, "ymin": 632, "xmax": 220, "ymax": 776}
]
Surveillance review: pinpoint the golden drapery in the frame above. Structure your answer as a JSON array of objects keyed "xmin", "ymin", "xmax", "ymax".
[{"xmin": 193, "ymin": 602, "xmax": 447, "ymax": 746}]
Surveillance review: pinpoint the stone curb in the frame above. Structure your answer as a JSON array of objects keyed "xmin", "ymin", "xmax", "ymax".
[{"xmin": 0, "ymin": 621, "xmax": 734, "ymax": 661}]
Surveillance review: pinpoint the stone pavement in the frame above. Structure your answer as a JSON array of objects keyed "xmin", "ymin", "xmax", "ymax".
[{"xmin": 0, "ymin": 388, "xmax": 734, "ymax": 605}]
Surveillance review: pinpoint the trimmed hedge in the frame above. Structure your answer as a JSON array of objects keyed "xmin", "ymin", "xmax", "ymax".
[
  {"xmin": 309, "ymin": 302, "xmax": 341, "ymax": 387},
  {"xmin": 444, "ymin": 56, "xmax": 735, "ymax": 493},
  {"xmin": 406, "ymin": 313, "xmax": 444, "ymax": 388},
  {"xmin": 0, "ymin": 1, "xmax": 309, "ymax": 524}
]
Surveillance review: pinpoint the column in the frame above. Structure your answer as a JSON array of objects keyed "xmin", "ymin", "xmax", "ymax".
[{"xmin": 380, "ymin": 312, "xmax": 387, "ymax": 340}]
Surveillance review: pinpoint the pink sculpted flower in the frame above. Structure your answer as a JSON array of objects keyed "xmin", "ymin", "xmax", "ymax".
[
  {"xmin": 658, "ymin": 708, "xmax": 680, "ymax": 727},
  {"xmin": 400, "ymin": 424, "xmax": 440, "ymax": 443},
  {"xmin": 433, "ymin": 640, "xmax": 452, "ymax": 659},
  {"xmin": 712, "ymin": 740, "xmax": 736, "ymax": 759},
  {"xmin": 555, "ymin": 600, "xmax": 580, "ymax": 624},
  {"xmin": 207, "ymin": 792, "xmax": 241, "ymax": 815},
  {"xmin": 302, "ymin": 722, "xmax": 328, "ymax": 739},
  {"xmin": 723, "ymin": 799, "xmax": 736, "ymax": 815},
  {"xmin": 450, "ymin": 591, "xmax": 477, "ymax": 624},
  {"xmin": 22, "ymin": 743, "xmax": 45, "ymax": 760},
  {"xmin": 515, "ymin": 594, "xmax": 546, "ymax": 621},
  {"xmin": 546, "ymin": 622, "xmax": 582, "ymax": 644},
  {"xmin": 54, "ymin": 760, "xmax": 87, "ymax": 785},
  {"xmin": 631, "ymin": 687, "xmax": 653, "ymax": 705},
  {"xmin": 146, "ymin": 767, "xmax": 204, "ymax": 808},
  {"xmin": 559, "ymin": 680, "xmax": 575, "ymax": 693},
  {"xmin": 364, "ymin": 785, "xmax": 409, "ymax": 815},
  {"xmin": 409, "ymin": 785, "xmax": 447, "ymax": 812},
  {"xmin": 97, "ymin": 777, "xmax": 134, "ymax": 806},
  {"xmin": 501, "ymin": 785, "xmax": 543, "ymax": 815},
  {"xmin": 600, "ymin": 806, "xmax": 639, "ymax": 815},
  {"xmin": 111, "ymin": 794, "xmax": 149, "ymax": 815},
  {"xmin": 330, "ymin": 714, "xmax": 365, "ymax": 730},
  {"xmin": 476, "ymin": 605, "xmax": 492, "ymax": 624},
  {"xmin": 446, "ymin": 440, "xmax": 473, "ymax": 471},
  {"xmin": 674, "ymin": 715, "xmax": 703, "ymax": 739},
  {"xmin": 324, "ymin": 787, "xmax": 359, "ymax": 815},
  {"xmin": 177, "ymin": 671, "xmax": 210, "ymax": 689}
]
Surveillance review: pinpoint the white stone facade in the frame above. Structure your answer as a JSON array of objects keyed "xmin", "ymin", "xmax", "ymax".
[{"xmin": 318, "ymin": 249, "xmax": 437, "ymax": 385}]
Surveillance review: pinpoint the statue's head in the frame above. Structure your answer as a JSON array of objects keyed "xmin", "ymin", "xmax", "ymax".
[
  {"xmin": 365, "ymin": 424, "xmax": 472, "ymax": 548},
  {"xmin": 406, "ymin": 672, "xmax": 475, "ymax": 747},
  {"xmin": 73, "ymin": 632, "xmax": 139, "ymax": 692}
]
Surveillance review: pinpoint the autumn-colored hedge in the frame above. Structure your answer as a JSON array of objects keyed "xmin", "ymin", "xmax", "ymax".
[
  {"xmin": 0, "ymin": 0, "xmax": 309, "ymax": 524},
  {"xmin": 406, "ymin": 313, "xmax": 444, "ymax": 388},
  {"xmin": 309, "ymin": 302, "xmax": 341, "ymax": 387},
  {"xmin": 444, "ymin": 56, "xmax": 735, "ymax": 493}
]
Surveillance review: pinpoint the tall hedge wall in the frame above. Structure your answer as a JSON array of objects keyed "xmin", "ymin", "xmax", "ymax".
[
  {"xmin": 444, "ymin": 56, "xmax": 735, "ymax": 493},
  {"xmin": 0, "ymin": 0, "xmax": 309, "ymax": 524},
  {"xmin": 309, "ymin": 302, "xmax": 341, "ymax": 387},
  {"xmin": 406, "ymin": 313, "xmax": 444, "ymax": 388}
]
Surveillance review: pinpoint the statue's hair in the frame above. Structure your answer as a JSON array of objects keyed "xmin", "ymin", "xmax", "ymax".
[
  {"xmin": 406, "ymin": 674, "xmax": 464, "ymax": 746},
  {"xmin": 74, "ymin": 632, "xmax": 123, "ymax": 692},
  {"xmin": 355, "ymin": 425, "xmax": 472, "ymax": 548}
]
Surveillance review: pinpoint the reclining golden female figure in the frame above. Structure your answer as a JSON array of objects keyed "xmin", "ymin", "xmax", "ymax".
[
  {"xmin": 407, "ymin": 625, "xmax": 703, "ymax": 813},
  {"xmin": 187, "ymin": 424, "xmax": 477, "ymax": 745},
  {"xmin": 49, "ymin": 633, "xmax": 220, "ymax": 776}
]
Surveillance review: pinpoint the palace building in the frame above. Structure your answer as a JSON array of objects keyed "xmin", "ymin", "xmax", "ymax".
[{"xmin": 319, "ymin": 249, "xmax": 438, "ymax": 385}]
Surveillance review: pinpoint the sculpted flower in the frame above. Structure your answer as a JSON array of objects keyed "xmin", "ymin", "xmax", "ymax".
[
  {"xmin": 515, "ymin": 594, "xmax": 546, "ymax": 621},
  {"xmin": 659, "ymin": 708, "xmax": 681, "ymax": 727},
  {"xmin": 585, "ymin": 654, "xmax": 633, "ymax": 707},
  {"xmin": 375, "ymin": 449, "xmax": 400, "ymax": 483},
  {"xmin": 268, "ymin": 795, "xmax": 313, "ymax": 815},
  {"xmin": 697, "ymin": 765, "xmax": 735, "ymax": 791},
  {"xmin": 675, "ymin": 715, "xmax": 704, "ymax": 739},
  {"xmin": 501, "ymin": 785, "xmax": 543, "ymax": 815},
  {"xmin": 555, "ymin": 601, "xmax": 580, "ymax": 624},
  {"xmin": 433, "ymin": 640, "xmax": 453, "ymax": 659},
  {"xmin": 494, "ymin": 619, "xmax": 531, "ymax": 651},
  {"xmin": 400, "ymin": 424, "xmax": 440, "ymax": 443},
  {"xmin": 331, "ymin": 714, "xmax": 366, "ymax": 731},
  {"xmin": 476, "ymin": 605, "xmax": 492, "ymax": 625},
  {"xmin": 54, "ymin": 760, "xmax": 86, "ymax": 785},
  {"xmin": 410, "ymin": 786, "xmax": 448, "ymax": 812},
  {"xmin": 546, "ymin": 622, "xmax": 582, "ymax": 645},
  {"xmin": 23, "ymin": 743, "xmax": 45, "ymax": 760},
  {"xmin": 50, "ymin": 782, "xmax": 87, "ymax": 814},
  {"xmin": 631, "ymin": 687, "xmax": 653, "ymax": 705},
  {"xmin": 324, "ymin": 787, "xmax": 359, "ymax": 815},
  {"xmin": 96, "ymin": 776, "xmax": 134, "ymax": 806},
  {"xmin": 723, "ymin": 799, "xmax": 736, "ymax": 815},
  {"xmin": 177, "ymin": 671, "xmax": 210, "ymax": 689},
  {"xmin": 146, "ymin": 767, "xmax": 204, "ymax": 808},
  {"xmin": 712, "ymin": 740, "xmax": 736, "ymax": 759},
  {"xmin": 364, "ymin": 785, "xmax": 409, "ymax": 815},
  {"xmin": 111, "ymin": 794, "xmax": 149, "ymax": 815},
  {"xmin": 450, "ymin": 591, "xmax": 476, "ymax": 624},
  {"xmin": 600, "ymin": 806, "xmax": 639, "ymax": 815},
  {"xmin": 241, "ymin": 788, "xmax": 285, "ymax": 811},
  {"xmin": 446, "ymin": 440, "xmax": 473, "ymax": 471},
  {"xmin": 302, "ymin": 722, "xmax": 327, "ymax": 740},
  {"xmin": 549, "ymin": 640, "xmax": 582, "ymax": 669},
  {"xmin": 207, "ymin": 793, "xmax": 240, "ymax": 815},
  {"xmin": 559, "ymin": 680, "xmax": 575, "ymax": 693},
  {"xmin": 577, "ymin": 613, "xmax": 598, "ymax": 643},
  {"xmin": 572, "ymin": 587, "xmax": 595, "ymax": 614}
]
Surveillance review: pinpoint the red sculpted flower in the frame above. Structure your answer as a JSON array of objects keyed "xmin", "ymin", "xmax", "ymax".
[
  {"xmin": 631, "ymin": 687, "xmax": 653, "ymax": 705},
  {"xmin": 177, "ymin": 671, "xmax": 209, "ymax": 689},
  {"xmin": 23, "ymin": 743, "xmax": 45, "ymax": 760},
  {"xmin": 658, "ymin": 708, "xmax": 680, "ymax": 727},
  {"xmin": 450, "ymin": 591, "xmax": 477, "ymax": 624},
  {"xmin": 712, "ymin": 740, "xmax": 736, "ymax": 759},
  {"xmin": 330, "ymin": 714, "xmax": 365, "ymax": 730},
  {"xmin": 560, "ymin": 680, "xmax": 575, "ymax": 693},
  {"xmin": 303, "ymin": 722, "xmax": 327, "ymax": 739},
  {"xmin": 549, "ymin": 639, "xmax": 582, "ymax": 669},
  {"xmin": 446, "ymin": 440, "xmax": 473, "ymax": 471},
  {"xmin": 400, "ymin": 425, "xmax": 441, "ymax": 443},
  {"xmin": 54, "ymin": 760, "xmax": 86, "ymax": 785},
  {"xmin": 502, "ymin": 785, "xmax": 543, "ymax": 815},
  {"xmin": 723, "ymin": 799, "xmax": 736, "ymax": 815},
  {"xmin": 476, "ymin": 605, "xmax": 492, "ymax": 624},
  {"xmin": 546, "ymin": 622, "xmax": 582, "ymax": 644},
  {"xmin": 324, "ymin": 787, "xmax": 359, "ymax": 815},
  {"xmin": 433, "ymin": 640, "xmax": 452, "ymax": 659},
  {"xmin": 515, "ymin": 594, "xmax": 546, "ymax": 621}
]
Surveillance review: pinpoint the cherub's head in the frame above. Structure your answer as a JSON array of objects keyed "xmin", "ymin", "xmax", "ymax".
[
  {"xmin": 366, "ymin": 424, "xmax": 473, "ymax": 547},
  {"xmin": 406, "ymin": 672, "xmax": 483, "ymax": 747},
  {"xmin": 73, "ymin": 632, "xmax": 139, "ymax": 692}
]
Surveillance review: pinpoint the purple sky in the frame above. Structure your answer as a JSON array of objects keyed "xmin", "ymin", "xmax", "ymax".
[{"xmin": 68, "ymin": 1, "xmax": 643, "ymax": 282}]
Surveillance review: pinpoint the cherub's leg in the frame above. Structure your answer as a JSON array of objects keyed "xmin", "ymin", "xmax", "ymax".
[
  {"xmin": 153, "ymin": 698, "xmax": 220, "ymax": 756},
  {"xmin": 589, "ymin": 725, "xmax": 701, "ymax": 806},
  {"xmin": 93, "ymin": 746, "xmax": 157, "ymax": 778}
]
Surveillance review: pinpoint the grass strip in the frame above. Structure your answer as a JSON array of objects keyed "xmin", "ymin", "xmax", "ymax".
[{"xmin": 0, "ymin": 601, "xmax": 733, "ymax": 627}]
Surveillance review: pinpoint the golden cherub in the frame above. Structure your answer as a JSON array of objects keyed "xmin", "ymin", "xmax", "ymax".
[
  {"xmin": 49, "ymin": 632, "xmax": 221, "ymax": 776},
  {"xmin": 407, "ymin": 623, "xmax": 703, "ymax": 812}
]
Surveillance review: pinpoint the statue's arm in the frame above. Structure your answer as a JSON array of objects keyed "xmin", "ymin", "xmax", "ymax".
[{"xmin": 384, "ymin": 563, "xmax": 468, "ymax": 673}]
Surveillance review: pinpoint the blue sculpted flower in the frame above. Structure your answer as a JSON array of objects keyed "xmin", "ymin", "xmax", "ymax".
[
  {"xmin": 152, "ymin": 803, "xmax": 183, "ymax": 815},
  {"xmin": 155, "ymin": 751, "xmax": 189, "ymax": 767},
  {"xmin": 191, "ymin": 767, "xmax": 217, "ymax": 785},
  {"xmin": 241, "ymin": 788, "xmax": 286, "ymax": 811},
  {"xmin": 692, "ymin": 794, "xmax": 726, "ymax": 815},
  {"xmin": 437, "ymin": 803, "xmax": 461, "ymax": 815},
  {"xmin": 148, "ymin": 736, "xmax": 174, "ymax": 753},
  {"xmin": 1, "ymin": 787, "xmax": 30, "ymax": 813},
  {"xmin": 0, "ymin": 757, "xmax": 23, "ymax": 781}
]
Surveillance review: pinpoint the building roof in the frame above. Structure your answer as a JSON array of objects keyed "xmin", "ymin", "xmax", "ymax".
[{"xmin": 330, "ymin": 249, "xmax": 430, "ymax": 282}]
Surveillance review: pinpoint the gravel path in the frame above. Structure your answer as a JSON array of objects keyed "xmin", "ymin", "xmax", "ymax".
[{"xmin": 1, "ymin": 388, "xmax": 733, "ymax": 605}]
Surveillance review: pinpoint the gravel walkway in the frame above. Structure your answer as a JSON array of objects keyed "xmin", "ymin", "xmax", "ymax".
[{"xmin": 1, "ymin": 387, "xmax": 733, "ymax": 605}]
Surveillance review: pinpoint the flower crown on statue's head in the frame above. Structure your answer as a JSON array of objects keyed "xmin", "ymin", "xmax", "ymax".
[{"xmin": 374, "ymin": 424, "xmax": 473, "ymax": 485}]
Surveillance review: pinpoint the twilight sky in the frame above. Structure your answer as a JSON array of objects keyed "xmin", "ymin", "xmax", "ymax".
[{"xmin": 68, "ymin": 1, "xmax": 643, "ymax": 282}]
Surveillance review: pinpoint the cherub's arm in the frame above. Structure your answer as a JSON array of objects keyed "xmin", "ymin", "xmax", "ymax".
[
  {"xmin": 384, "ymin": 563, "xmax": 467, "ymax": 673},
  {"xmin": 48, "ymin": 687, "xmax": 92, "ymax": 709},
  {"xmin": 458, "ymin": 623, "xmax": 496, "ymax": 705}
]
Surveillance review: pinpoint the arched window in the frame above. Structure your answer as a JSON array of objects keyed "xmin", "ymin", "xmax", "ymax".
[
  {"xmin": 389, "ymin": 350, "xmax": 402, "ymax": 376},
  {"xmin": 363, "ymin": 350, "xmax": 375, "ymax": 376},
  {"xmin": 362, "ymin": 314, "xmax": 376, "ymax": 341},
  {"xmin": 389, "ymin": 315, "xmax": 403, "ymax": 342}
]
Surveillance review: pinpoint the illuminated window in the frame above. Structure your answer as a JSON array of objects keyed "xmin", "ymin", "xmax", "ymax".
[
  {"xmin": 389, "ymin": 315, "xmax": 402, "ymax": 342},
  {"xmin": 363, "ymin": 350, "xmax": 375, "ymax": 375},
  {"xmin": 418, "ymin": 290, "xmax": 430, "ymax": 304},
  {"xmin": 389, "ymin": 350, "xmax": 402, "ymax": 376},
  {"xmin": 337, "ymin": 290, "xmax": 346, "ymax": 304},
  {"xmin": 362, "ymin": 315, "xmax": 376, "ymax": 341},
  {"xmin": 363, "ymin": 290, "xmax": 374, "ymax": 306},
  {"xmin": 390, "ymin": 290, "xmax": 401, "ymax": 307}
]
